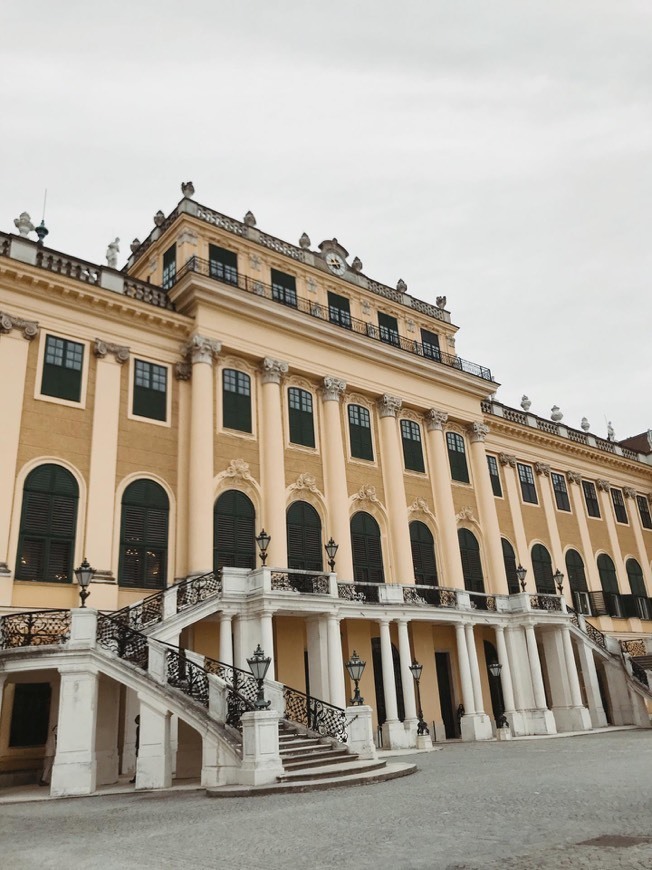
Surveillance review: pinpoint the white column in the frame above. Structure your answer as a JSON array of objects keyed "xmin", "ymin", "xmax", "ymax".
[
  {"xmin": 260, "ymin": 611, "xmax": 275, "ymax": 680},
  {"xmin": 396, "ymin": 618, "xmax": 417, "ymax": 723},
  {"xmin": 561, "ymin": 626, "xmax": 584, "ymax": 708},
  {"xmin": 465, "ymin": 622, "xmax": 485, "ymax": 713},
  {"xmin": 327, "ymin": 612, "xmax": 346, "ymax": 708},
  {"xmin": 174, "ymin": 363, "xmax": 192, "ymax": 577},
  {"xmin": 50, "ymin": 668, "xmax": 99, "ymax": 797},
  {"xmin": 525, "ymin": 624, "xmax": 548, "ymax": 710},
  {"xmin": 376, "ymin": 395, "xmax": 414, "ymax": 584},
  {"xmin": 260, "ymin": 358, "xmax": 289, "ymax": 568},
  {"xmin": 219, "ymin": 612, "xmax": 233, "ymax": 666},
  {"xmin": 424, "ymin": 410, "xmax": 465, "ymax": 589},
  {"xmin": 499, "ymin": 455, "xmax": 534, "ymax": 578},
  {"xmin": 455, "ymin": 623, "xmax": 476, "ymax": 714},
  {"xmin": 321, "ymin": 377, "xmax": 354, "ymax": 579},
  {"xmin": 577, "ymin": 641, "xmax": 608, "ymax": 727},
  {"xmin": 306, "ymin": 615, "xmax": 330, "ymax": 701},
  {"xmin": 186, "ymin": 335, "xmax": 221, "ymax": 575},
  {"xmin": 467, "ymin": 423, "xmax": 505, "ymax": 591},
  {"xmin": 378, "ymin": 618, "xmax": 399, "ymax": 722},
  {"xmin": 494, "ymin": 625, "xmax": 516, "ymax": 712},
  {"xmin": 135, "ymin": 696, "xmax": 172, "ymax": 790}
]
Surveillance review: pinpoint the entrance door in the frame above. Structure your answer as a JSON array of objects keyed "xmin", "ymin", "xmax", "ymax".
[
  {"xmin": 371, "ymin": 638, "xmax": 405, "ymax": 725},
  {"xmin": 435, "ymin": 652, "xmax": 457, "ymax": 738}
]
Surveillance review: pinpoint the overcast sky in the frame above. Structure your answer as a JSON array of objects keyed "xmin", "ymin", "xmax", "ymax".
[{"xmin": 2, "ymin": 1, "xmax": 651, "ymax": 440}]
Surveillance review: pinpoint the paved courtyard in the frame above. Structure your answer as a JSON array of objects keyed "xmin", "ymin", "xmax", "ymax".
[{"xmin": 2, "ymin": 730, "xmax": 652, "ymax": 869}]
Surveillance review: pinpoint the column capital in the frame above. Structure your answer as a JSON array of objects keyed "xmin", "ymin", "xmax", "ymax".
[
  {"xmin": 377, "ymin": 393, "xmax": 402, "ymax": 418},
  {"xmin": 0, "ymin": 310, "xmax": 38, "ymax": 341},
  {"xmin": 566, "ymin": 470, "xmax": 582, "ymax": 485},
  {"xmin": 322, "ymin": 376, "xmax": 346, "ymax": 402},
  {"xmin": 596, "ymin": 478, "xmax": 611, "ymax": 492},
  {"xmin": 94, "ymin": 338, "xmax": 130, "ymax": 364},
  {"xmin": 499, "ymin": 452, "xmax": 516, "ymax": 468},
  {"xmin": 623, "ymin": 486, "xmax": 637, "ymax": 499},
  {"xmin": 260, "ymin": 357, "xmax": 289, "ymax": 384},
  {"xmin": 467, "ymin": 421, "xmax": 489, "ymax": 443},
  {"xmin": 377, "ymin": 615, "xmax": 392, "ymax": 626},
  {"xmin": 534, "ymin": 462, "xmax": 551, "ymax": 477},
  {"xmin": 174, "ymin": 361, "xmax": 192, "ymax": 381},
  {"xmin": 494, "ymin": 623, "xmax": 505, "ymax": 634},
  {"xmin": 425, "ymin": 408, "xmax": 448, "ymax": 431},
  {"xmin": 182, "ymin": 334, "xmax": 221, "ymax": 365}
]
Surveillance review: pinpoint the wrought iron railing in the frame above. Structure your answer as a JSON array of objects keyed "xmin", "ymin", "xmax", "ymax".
[
  {"xmin": 337, "ymin": 582, "xmax": 382, "ymax": 603},
  {"xmin": 96, "ymin": 615, "xmax": 149, "ymax": 670},
  {"xmin": 112, "ymin": 591, "xmax": 165, "ymax": 632},
  {"xmin": 0, "ymin": 609, "xmax": 71, "ymax": 649},
  {"xmin": 174, "ymin": 257, "xmax": 493, "ymax": 382},
  {"xmin": 403, "ymin": 585, "xmax": 457, "ymax": 608},
  {"xmin": 283, "ymin": 686, "xmax": 347, "ymax": 743},
  {"xmin": 529, "ymin": 594, "xmax": 563, "ymax": 612},
  {"xmin": 469, "ymin": 593, "xmax": 497, "ymax": 612},
  {"xmin": 176, "ymin": 571, "xmax": 222, "ymax": 611},
  {"xmin": 166, "ymin": 649, "xmax": 209, "ymax": 707},
  {"xmin": 271, "ymin": 570, "xmax": 330, "ymax": 594},
  {"xmin": 630, "ymin": 659, "xmax": 649, "ymax": 688},
  {"xmin": 203, "ymin": 657, "xmax": 257, "ymax": 727},
  {"xmin": 584, "ymin": 620, "xmax": 607, "ymax": 650}
]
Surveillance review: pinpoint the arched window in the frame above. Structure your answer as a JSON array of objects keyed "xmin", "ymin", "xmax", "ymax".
[
  {"xmin": 351, "ymin": 512, "xmax": 384, "ymax": 583},
  {"xmin": 16, "ymin": 464, "xmax": 79, "ymax": 583},
  {"xmin": 565, "ymin": 549, "xmax": 588, "ymax": 593},
  {"xmin": 222, "ymin": 369, "xmax": 251, "ymax": 433},
  {"xmin": 458, "ymin": 529, "xmax": 484, "ymax": 593},
  {"xmin": 446, "ymin": 432, "xmax": 469, "ymax": 483},
  {"xmin": 287, "ymin": 501, "xmax": 323, "ymax": 571},
  {"xmin": 626, "ymin": 558, "xmax": 646, "ymax": 597},
  {"xmin": 348, "ymin": 405, "xmax": 373, "ymax": 461},
  {"xmin": 531, "ymin": 544, "xmax": 555, "ymax": 594},
  {"xmin": 409, "ymin": 522, "xmax": 438, "ymax": 585},
  {"xmin": 213, "ymin": 490, "xmax": 256, "ymax": 571},
  {"xmin": 597, "ymin": 553, "xmax": 619, "ymax": 594},
  {"xmin": 501, "ymin": 538, "xmax": 519, "ymax": 594},
  {"xmin": 288, "ymin": 387, "xmax": 315, "ymax": 447},
  {"xmin": 400, "ymin": 420, "xmax": 425, "ymax": 473},
  {"xmin": 119, "ymin": 480, "xmax": 169, "ymax": 589}
]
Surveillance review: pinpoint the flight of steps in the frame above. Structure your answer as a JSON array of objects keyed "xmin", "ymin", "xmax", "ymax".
[{"xmin": 206, "ymin": 722, "xmax": 417, "ymax": 797}]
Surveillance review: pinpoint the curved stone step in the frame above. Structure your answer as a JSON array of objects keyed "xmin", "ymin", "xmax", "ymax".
[
  {"xmin": 277, "ymin": 758, "xmax": 386, "ymax": 782},
  {"xmin": 282, "ymin": 750, "xmax": 356, "ymax": 769}
]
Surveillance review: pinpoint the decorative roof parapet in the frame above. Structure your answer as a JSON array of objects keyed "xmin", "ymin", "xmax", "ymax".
[{"xmin": 0, "ymin": 311, "xmax": 38, "ymax": 340}]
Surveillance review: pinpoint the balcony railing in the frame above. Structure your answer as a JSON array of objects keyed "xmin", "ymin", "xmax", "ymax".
[
  {"xmin": 337, "ymin": 582, "xmax": 382, "ymax": 603},
  {"xmin": 174, "ymin": 257, "xmax": 494, "ymax": 382},
  {"xmin": 271, "ymin": 570, "xmax": 330, "ymax": 594},
  {"xmin": 403, "ymin": 585, "xmax": 458, "ymax": 608}
]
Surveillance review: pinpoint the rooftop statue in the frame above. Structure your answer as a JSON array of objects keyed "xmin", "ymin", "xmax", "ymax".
[
  {"xmin": 106, "ymin": 237, "xmax": 120, "ymax": 268},
  {"xmin": 14, "ymin": 212, "xmax": 35, "ymax": 237}
]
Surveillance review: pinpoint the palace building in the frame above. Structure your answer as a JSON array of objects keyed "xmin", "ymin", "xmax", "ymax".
[{"xmin": 0, "ymin": 184, "xmax": 651, "ymax": 795}]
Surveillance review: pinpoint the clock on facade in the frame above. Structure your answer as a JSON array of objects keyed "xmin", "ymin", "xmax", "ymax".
[{"xmin": 325, "ymin": 252, "xmax": 347, "ymax": 275}]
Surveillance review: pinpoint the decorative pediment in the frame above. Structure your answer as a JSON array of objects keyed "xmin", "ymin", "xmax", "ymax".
[
  {"xmin": 219, "ymin": 459, "xmax": 253, "ymax": 482},
  {"xmin": 353, "ymin": 484, "xmax": 378, "ymax": 503},
  {"xmin": 455, "ymin": 506, "xmax": 477, "ymax": 523},
  {"xmin": 290, "ymin": 473, "xmax": 318, "ymax": 493},
  {"xmin": 408, "ymin": 498, "xmax": 434, "ymax": 520}
]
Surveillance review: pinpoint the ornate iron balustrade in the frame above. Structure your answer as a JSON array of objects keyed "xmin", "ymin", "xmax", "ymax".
[
  {"xmin": 176, "ymin": 571, "xmax": 222, "ymax": 611},
  {"xmin": 271, "ymin": 571, "xmax": 330, "ymax": 594},
  {"xmin": 630, "ymin": 659, "xmax": 649, "ymax": 688},
  {"xmin": 403, "ymin": 585, "xmax": 457, "ymax": 608},
  {"xmin": 337, "ymin": 582, "xmax": 381, "ymax": 603},
  {"xmin": 174, "ymin": 257, "xmax": 493, "ymax": 382},
  {"xmin": 584, "ymin": 620, "xmax": 606, "ymax": 650},
  {"xmin": 166, "ymin": 649, "xmax": 209, "ymax": 707},
  {"xmin": 283, "ymin": 687, "xmax": 347, "ymax": 743},
  {"xmin": 112, "ymin": 591, "xmax": 165, "ymax": 632},
  {"xmin": 469, "ymin": 593, "xmax": 497, "ymax": 612},
  {"xmin": 529, "ymin": 594, "xmax": 562, "ymax": 612},
  {"xmin": 96, "ymin": 615, "xmax": 149, "ymax": 670},
  {"xmin": 620, "ymin": 639, "xmax": 647, "ymax": 657},
  {"xmin": 203, "ymin": 657, "xmax": 257, "ymax": 728},
  {"xmin": 0, "ymin": 610, "xmax": 71, "ymax": 649},
  {"xmin": 567, "ymin": 606, "xmax": 580, "ymax": 629}
]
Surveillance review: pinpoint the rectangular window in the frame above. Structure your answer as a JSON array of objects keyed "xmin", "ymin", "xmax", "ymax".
[
  {"xmin": 162, "ymin": 244, "xmax": 176, "ymax": 290},
  {"xmin": 378, "ymin": 312, "xmax": 399, "ymax": 347},
  {"xmin": 517, "ymin": 463, "xmax": 538, "ymax": 504},
  {"xmin": 421, "ymin": 328, "xmax": 441, "ymax": 361},
  {"xmin": 348, "ymin": 404, "xmax": 373, "ymax": 461},
  {"xmin": 611, "ymin": 488, "xmax": 628, "ymax": 524},
  {"xmin": 487, "ymin": 455, "xmax": 502, "ymax": 497},
  {"xmin": 637, "ymin": 495, "xmax": 652, "ymax": 530},
  {"xmin": 446, "ymin": 432, "xmax": 470, "ymax": 483},
  {"xmin": 328, "ymin": 291, "xmax": 351, "ymax": 329},
  {"xmin": 209, "ymin": 244, "xmax": 238, "ymax": 285},
  {"xmin": 582, "ymin": 480, "xmax": 601, "ymax": 518},
  {"xmin": 133, "ymin": 360, "xmax": 168, "ymax": 422},
  {"xmin": 288, "ymin": 387, "xmax": 315, "ymax": 447},
  {"xmin": 400, "ymin": 419, "xmax": 425, "ymax": 473},
  {"xmin": 9, "ymin": 683, "xmax": 51, "ymax": 748},
  {"xmin": 41, "ymin": 335, "xmax": 84, "ymax": 402},
  {"xmin": 551, "ymin": 472, "xmax": 571, "ymax": 512},
  {"xmin": 271, "ymin": 269, "xmax": 297, "ymax": 307},
  {"xmin": 222, "ymin": 369, "xmax": 252, "ymax": 433}
]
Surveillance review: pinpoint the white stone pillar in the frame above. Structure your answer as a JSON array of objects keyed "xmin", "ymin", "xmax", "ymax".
[
  {"xmin": 50, "ymin": 668, "xmax": 99, "ymax": 797},
  {"xmin": 239, "ymin": 709, "xmax": 283, "ymax": 785},
  {"xmin": 320, "ymin": 377, "xmax": 353, "ymax": 579},
  {"xmin": 499, "ymin": 455, "xmax": 534, "ymax": 578},
  {"xmin": 85, "ymin": 341, "xmax": 129, "ymax": 582},
  {"xmin": 577, "ymin": 640, "xmax": 608, "ymax": 728},
  {"xmin": 561, "ymin": 626, "xmax": 584, "ymax": 708},
  {"xmin": 260, "ymin": 611, "xmax": 275, "ymax": 680},
  {"xmin": 467, "ymin": 423, "xmax": 505, "ymax": 591},
  {"xmin": 260, "ymin": 358, "xmax": 289, "ymax": 568},
  {"xmin": 376, "ymin": 394, "xmax": 414, "ymax": 584},
  {"xmin": 345, "ymin": 705, "xmax": 377, "ymax": 759},
  {"xmin": 326, "ymin": 612, "xmax": 346, "ymax": 708},
  {"xmin": 185, "ymin": 335, "xmax": 221, "ymax": 575},
  {"xmin": 465, "ymin": 622, "xmax": 485, "ymax": 714},
  {"xmin": 396, "ymin": 618, "xmax": 418, "ymax": 725},
  {"xmin": 174, "ymin": 362, "xmax": 192, "ymax": 577},
  {"xmin": 424, "ymin": 410, "xmax": 465, "ymax": 590},
  {"xmin": 306, "ymin": 615, "xmax": 330, "ymax": 701},
  {"xmin": 494, "ymin": 625, "xmax": 516, "ymax": 712},
  {"xmin": 525, "ymin": 624, "xmax": 548, "ymax": 710},
  {"xmin": 379, "ymin": 618, "xmax": 399, "ymax": 723},
  {"xmin": 135, "ymin": 696, "xmax": 172, "ymax": 790},
  {"xmin": 454, "ymin": 623, "xmax": 476, "ymax": 715},
  {"xmin": 219, "ymin": 612, "xmax": 233, "ymax": 666}
]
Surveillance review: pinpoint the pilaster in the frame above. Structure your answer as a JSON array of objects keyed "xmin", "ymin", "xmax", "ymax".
[
  {"xmin": 467, "ymin": 422, "xmax": 505, "ymax": 592},
  {"xmin": 320, "ymin": 376, "xmax": 354, "ymax": 579},
  {"xmin": 260, "ymin": 358, "xmax": 289, "ymax": 568}
]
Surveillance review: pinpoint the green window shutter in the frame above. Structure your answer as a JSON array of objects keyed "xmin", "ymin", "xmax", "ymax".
[
  {"xmin": 288, "ymin": 388, "xmax": 315, "ymax": 447},
  {"xmin": 119, "ymin": 480, "xmax": 169, "ymax": 589},
  {"xmin": 214, "ymin": 490, "xmax": 256, "ymax": 571},
  {"xmin": 41, "ymin": 335, "xmax": 84, "ymax": 402},
  {"xmin": 401, "ymin": 420, "xmax": 425, "ymax": 472},
  {"xmin": 487, "ymin": 456, "xmax": 502, "ymax": 497},
  {"xmin": 458, "ymin": 529, "xmax": 484, "ymax": 593},
  {"xmin": 133, "ymin": 360, "xmax": 168, "ymax": 422},
  {"xmin": 410, "ymin": 522, "xmax": 438, "ymax": 585},
  {"xmin": 348, "ymin": 405, "xmax": 373, "ymax": 460},
  {"xmin": 597, "ymin": 554, "xmax": 619, "ymax": 594},
  {"xmin": 223, "ymin": 370, "xmax": 252, "ymax": 432},
  {"xmin": 626, "ymin": 559, "xmax": 647, "ymax": 597},
  {"xmin": 350, "ymin": 512, "xmax": 384, "ymax": 583},
  {"xmin": 446, "ymin": 432, "xmax": 469, "ymax": 483},
  {"xmin": 286, "ymin": 502, "xmax": 323, "ymax": 571},
  {"xmin": 501, "ymin": 539, "xmax": 519, "ymax": 594},
  {"xmin": 565, "ymin": 549, "xmax": 588, "ymax": 593},
  {"xmin": 532, "ymin": 544, "xmax": 555, "ymax": 594}
]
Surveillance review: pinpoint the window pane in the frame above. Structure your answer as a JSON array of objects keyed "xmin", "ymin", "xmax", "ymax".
[
  {"xmin": 446, "ymin": 432, "xmax": 469, "ymax": 483},
  {"xmin": 420, "ymin": 328, "xmax": 440, "ymax": 361},
  {"xmin": 517, "ymin": 463, "xmax": 538, "ymax": 504},
  {"xmin": 582, "ymin": 481, "xmax": 601, "ymax": 518},
  {"xmin": 400, "ymin": 420, "xmax": 425, "ymax": 472},
  {"xmin": 271, "ymin": 269, "xmax": 297, "ymax": 307},
  {"xmin": 288, "ymin": 387, "xmax": 315, "ymax": 447},
  {"xmin": 348, "ymin": 405, "xmax": 373, "ymax": 460},
  {"xmin": 162, "ymin": 245, "xmax": 176, "ymax": 290},
  {"xmin": 223, "ymin": 369, "xmax": 252, "ymax": 432},
  {"xmin": 133, "ymin": 360, "xmax": 167, "ymax": 421},
  {"xmin": 42, "ymin": 336, "xmax": 84, "ymax": 402},
  {"xmin": 328, "ymin": 291, "xmax": 352, "ymax": 329},
  {"xmin": 551, "ymin": 472, "xmax": 570, "ymax": 511},
  {"xmin": 487, "ymin": 455, "xmax": 502, "ymax": 497},
  {"xmin": 611, "ymin": 489, "xmax": 628, "ymax": 524},
  {"xmin": 119, "ymin": 480, "xmax": 169, "ymax": 589},
  {"xmin": 637, "ymin": 495, "xmax": 652, "ymax": 529},
  {"xmin": 209, "ymin": 244, "xmax": 238, "ymax": 285},
  {"xmin": 378, "ymin": 312, "xmax": 399, "ymax": 346}
]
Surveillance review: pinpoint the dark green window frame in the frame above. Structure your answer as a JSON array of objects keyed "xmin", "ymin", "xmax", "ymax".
[
  {"xmin": 348, "ymin": 404, "xmax": 373, "ymax": 461},
  {"xmin": 400, "ymin": 419, "xmax": 425, "ymax": 473},
  {"xmin": 582, "ymin": 480, "xmax": 601, "ymax": 518},
  {"xmin": 532, "ymin": 543, "xmax": 555, "ymax": 594},
  {"xmin": 162, "ymin": 244, "xmax": 176, "ymax": 290},
  {"xmin": 287, "ymin": 501, "xmax": 323, "ymax": 571},
  {"xmin": 446, "ymin": 432, "xmax": 469, "ymax": 483},
  {"xmin": 420, "ymin": 328, "xmax": 440, "ymax": 361},
  {"xmin": 410, "ymin": 521, "xmax": 438, "ymax": 585},
  {"xmin": 611, "ymin": 488, "xmax": 628, "ymax": 524},
  {"xmin": 551, "ymin": 472, "xmax": 570, "ymax": 512},
  {"xmin": 271, "ymin": 269, "xmax": 297, "ymax": 307},
  {"xmin": 209, "ymin": 244, "xmax": 238, "ymax": 285},
  {"xmin": 223, "ymin": 369, "xmax": 252, "ymax": 433},
  {"xmin": 487, "ymin": 455, "xmax": 502, "ymax": 497},
  {"xmin": 214, "ymin": 490, "xmax": 256, "ymax": 571},
  {"xmin": 517, "ymin": 463, "xmax": 538, "ymax": 504},
  {"xmin": 378, "ymin": 312, "xmax": 399, "ymax": 347},
  {"xmin": 626, "ymin": 558, "xmax": 646, "ymax": 598},
  {"xmin": 565, "ymin": 549, "xmax": 588, "ymax": 593},
  {"xmin": 637, "ymin": 495, "xmax": 652, "ymax": 529},
  {"xmin": 351, "ymin": 511, "xmax": 385, "ymax": 583},
  {"xmin": 10, "ymin": 683, "xmax": 52, "ymax": 748},
  {"xmin": 501, "ymin": 538, "xmax": 519, "ymax": 594},
  {"xmin": 328, "ymin": 291, "xmax": 351, "ymax": 329},
  {"xmin": 41, "ymin": 335, "xmax": 84, "ymax": 403},
  {"xmin": 133, "ymin": 359, "xmax": 168, "ymax": 422},
  {"xmin": 458, "ymin": 528, "xmax": 484, "ymax": 593},
  {"xmin": 597, "ymin": 553, "xmax": 619, "ymax": 594},
  {"xmin": 288, "ymin": 387, "xmax": 315, "ymax": 448},
  {"xmin": 119, "ymin": 479, "xmax": 169, "ymax": 589}
]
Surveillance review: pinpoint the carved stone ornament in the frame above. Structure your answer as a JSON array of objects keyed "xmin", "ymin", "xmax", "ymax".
[
  {"xmin": 468, "ymin": 421, "xmax": 489, "ymax": 443},
  {"xmin": 182, "ymin": 335, "xmax": 221, "ymax": 366},
  {"xmin": 436, "ymin": 296, "xmax": 447, "ymax": 310},
  {"xmin": 361, "ymin": 300, "xmax": 371, "ymax": 315},
  {"xmin": 181, "ymin": 181, "xmax": 195, "ymax": 199},
  {"xmin": 406, "ymin": 318, "xmax": 416, "ymax": 334},
  {"xmin": 534, "ymin": 462, "xmax": 551, "ymax": 477},
  {"xmin": 222, "ymin": 459, "xmax": 253, "ymax": 481},
  {"xmin": 291, "ymin": 473, "xmax": 318, "ymax": 493},
  {"xmin": 177, "ymin": 229, "xmax": 198, "ymax": 246},
  {"xmin": 322, "ymin": 376, "xmax": 346, "ymax": 402},
  {"xmin": 377, "ymin": 394, "xmax": 402, "ymax": 418},
  {"xmin": 243, "ymin": 211, "xmax": 257, "ymax": 228},
  {"xmin": 521, "ymin": 395, "xmax": 531, "ymax": 412},
  {"xmin": 622, "ymin": 486, "xmax": 637, "ymax": 500},
  {"xmin": 249, "ymin": 253, "xmax": 261, "ymax": 272},
  {"xmin": 396, "ymin": 279, "xmax": 407, "ymax": 293},
  {"xmin": 94, "ymin": 339, "xmax": 130, "ymax": 364},
  {"xmin": 426, "ymin": 409, "xmax": 448, "ymax": 431},
  {"xmin": 353, "ymin": 484, "xmax": 378, "ymax": 503},
  {"xmin": 351, "ymin": 256, "xmax": 363, "ymax": 273},
  {"xmin": 566, "ymin": 470, "xmax": 582, "ymax": 485},
  {"xmin": 456, "ymin": 506, "xmax": 476, "ymax": 523},
  {"xmin": 299, "ymin": 232, "xmax": 311, "ymax": 249},
  {"xmin": 0, "ymin": 311, "xmax": 39, "ymax": 341},
  {"xmin": 174, "ymin": 361, "xmax": 192, "ymax": 381},
  {"xmin": 14, "ymin": 212, "xmax": 35, "ymax": 237},
  {"xmin": 153, "ymin": 210, "xmax": 166, "ymax": 227},
  {"xmin": 408, "ymin": 497, "xmax": 434, "ymax": 519},
  {"xmin": 261, "ymin": 357, "xmax": 289, "ymax": 385},
  {"xmin": 130, "ymin": 238, "xmax": 141, "ymax": 253},
  {"xmin": 446, "ymin": 335, "xmax": 456, "ymax": 349},
  {"xmin": 596, "ymin": 479, "xmax": 611, "ymax": 492},
  {"xmin": 499, "ymin": 453, "xmax": 517, "ymax": 468},
  {"xmin": 306, "ymin": 277, "xmax": 318, "ymax": 294}
]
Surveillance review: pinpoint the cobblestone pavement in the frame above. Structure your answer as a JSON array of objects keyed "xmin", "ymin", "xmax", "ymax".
[{"xmin": 2, "ymin": 730, "xmax": 652, "ymax": 870}]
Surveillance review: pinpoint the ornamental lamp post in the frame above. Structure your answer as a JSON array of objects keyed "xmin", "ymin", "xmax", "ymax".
[
  {"xmin": 74, "ymin": 557, "xmax": 95, "ymax": 608},
  {"xmin": 408, "ymin": 660, "xmax": 430, "ymax": 736},
  {"xmin": 325, "ymin": 538, "xmax": 339, "ymax": 572},
  {"xmin": 345, "ymin": 650, "xmax": 366, "ymax": 706},
  {"xmin": 554, "ymin": 569, "xmax": 564, "ymax": 595},
  {"xmin": 247, "ymin": 644, "xmax": 272, "ymax": 709},
  {"xmin": 488, "ymin": 661, "xmax": 508, "ymax": 729},
  {"xmin": 255, "ymin": 529, "xmax": 271, "ymax": 567},
  {"xmin": 516, "ymin": 564, "xmax": 527, "ymax": 592}
]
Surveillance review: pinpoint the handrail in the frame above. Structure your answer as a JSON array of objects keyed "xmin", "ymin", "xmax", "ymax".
[
  {"xmin": 0, "ymin": 609, "xmax": 71, "ymax": 649},
  {"xmin": 111, "ymin": 568, "xmax": 220, "ymax": 631}
]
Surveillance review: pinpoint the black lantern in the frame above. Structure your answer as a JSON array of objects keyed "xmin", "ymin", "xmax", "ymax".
[
  {"xmin": 74, "ymin": 557, "xmax": 94, "ymax": 608},
  {"xmin": 516, "ymin": 564, "xmax": 527, "ymax": 592},
  {"xmin": 553, "ymin": 569, "xmax": 564, "ymax": 595},
  {"xmin": 247, "ymin": 644, "xmax": 272, "ymax": 709},
  {"xmin": 325, "ymin": 538, "xmax": 339, "ymax": 572},
  {"xmin": 345, "ymin": 650, "xmax": 366, "ymax": 706},
  {"xmin": 409, "ymin": 661, "xmax": 429, "ymax": 736},
  {"xmin": 488, "ymin": 661, "xmax": 508, "ymax": 728},
  {"xmin": 488, "ymin": 661, "xmax": 502, "ymax": 679},
  {"xmin": 255, "ymin": 529, "xmax": 271, "ymax": 567}
]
